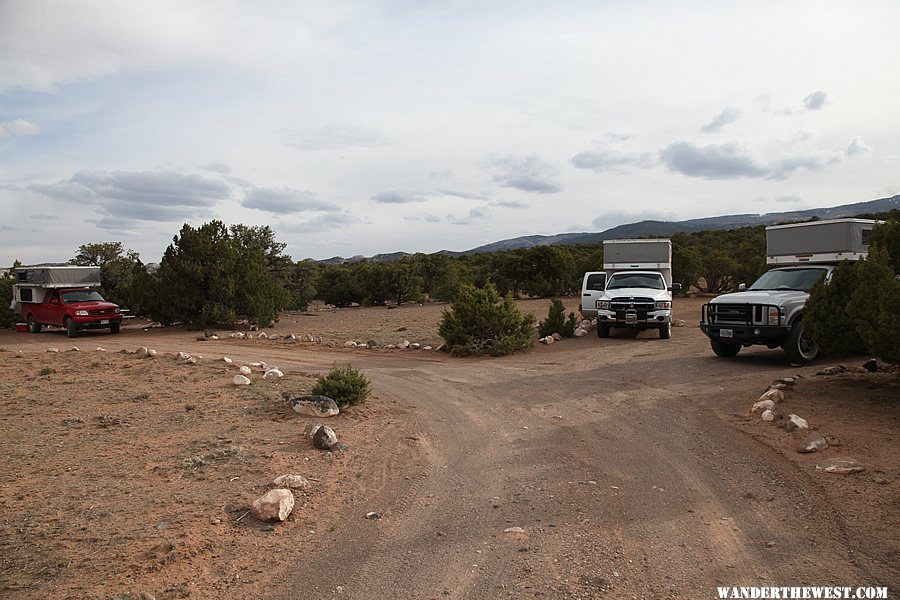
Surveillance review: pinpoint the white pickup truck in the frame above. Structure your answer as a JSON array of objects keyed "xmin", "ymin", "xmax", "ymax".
[{"xmin": 581, "ymin": 239, "xmax": 680, "ymax": 339}]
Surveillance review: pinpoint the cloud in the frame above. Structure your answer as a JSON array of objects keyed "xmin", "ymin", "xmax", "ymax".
[
  {"xmin": 280, "ymin": 212, "xmax": 361, "ymax": 233},
  {"xmin": 242, "ymin": 186, "xmax": 339, "ymax": 214},
  {"xmin": 284, "ymin": 125, "xmax": 393, "ymax": 151},
  {"xmin": 29, "ymin": 214, "xmax": 59, "ymax": 220},
  {"xmin": 775, "ymin": 195, "xmax": 802, "ymax": 204},
  {"xmin": 492, "ymin": 199, "xmax": 528, "ymax": 209},
  {"xmin": 845, "ymin": 137, "xmax": 872, "ymax": 157},
  {"xmin": 488, "ymin": 155, "xmax": 562, "ymax": 194},
  {"xmin": 448, "ymin": 207, "xmax": 491, "ymax": 225},
  {"xmin": 570, "ymin": 148, "xmax": 656, "ymax": 173},
  {"xmin": 404, "ymin": 214, "xmax": 442, "ymax": 223},
  {"xmin": 371, "ymin": 188, "xmax": 430, "ymax": 204},
  {"xmin": 660, "ymin": 141, "xmax": 768, "ymax": 179},
  {"xmin": 591, "ymin": 210, "xmax": 677, "ymax": 230},
  {"xmin": 0, "ymin": 119, "xmax": 40, "ymax": 137},
  {"xmin": 700, "ymin": 106, "xmax": 741, "ymax": 133},
  {"xmin": 201, "ymin": 162, "xmax": 231, "ymax": 174},
  {"xmin": 30, "ymin": 169, "xmax": 230, "ymax": 222},
  {"xmin": 437, "ymin": 189, "xmax": 489, "ymax": 201},
  {"xmin": 803, "ymin": 90, "xmax": 827, "ymax": 110}
]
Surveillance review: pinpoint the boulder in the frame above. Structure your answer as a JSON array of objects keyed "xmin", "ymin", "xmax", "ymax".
[
  {"xmin": 785, "ymin": 414, "xmax": 809, "ymax": 432},
  {"xmin": 185, "ymin": 357, "xmax": 197, "ymax": 365},
  {"xmin": 752, "ymin": 399, "xmax": 775, "ymax": 414},
  {"xmin": 222, "ymin": 356, "xmax": 233, "ymax": 364},
  {"xmin": 816, "ymin": 365, "xmax": 847, "ymax": 376},
  {"xmin": 343, "ymin": 341, "xmax": 358, "ymax": 348},
  {"xmin": 176, "ymin": 351, "xmax": 191, "ymax": 360},
  {"xmin": 580, "ymin": 319, "xmax": 591, "ymax": 329},
  {"xmin": 287, "ymin": 333, "xmax": 297, "ymax": 340},
  {"xmin": 551, "ymin": 332, "xmax": 563, "ymax": 341},
  {"xmin": 398, "ymin": 340, "xmax": 410, "ymax": 349},
  {"xmin": 673, "ymin": 319, "xmax": 686, "ymax": 327},
  {"xmin": 239, "ymin": 366, "xmax": 252, "ymax": 376},
  {"xmin": 423, "ymin": 346, "xmax": 433, "ymax": 351},
  {"xmin": 759, "ymin": 388, "xmax": 785, "ymax": 403},
  {"xmin": 263, "ymin": 369, "xmax": 284, "ymax": 380},
  {"xmin": 284, "ymin": 393, "xmax": 340, "ymax": 417},
  {"xmin": 250, "ymin": 489, "xmax": 294, "ymax": 522},
  {"xmin": 761, "ymin": 409, "xmax": 775, "ymax": 422},
  {"xmin": 47, "ymin": 347, "xmax": 59, "ymax": 353},
  {"xmin": 313, "ymin": 426, "xmax": 338, "ymax": 450},
  {"xmin": 271, "ymin": 474, "xmax": 309, "ymax": 489},
  {"xmin": 366, "ymin": 340, "xmax": 378, "ymax": 349},
  {"xmin": 410, "ymin": 342, "xmax": 421, "ymax": 350},
  {"xmin": 862, "ymin": 358, "xmax": 878, "ymax": 373},
  {"xmin": 573, "ymin": 328, "xmax": 587, "ymax": 337},
  {"xmin": 816, "ymin": 457, "xmax": 865, "ymax": 474},
  {"xmin": 798, "ymin": 433, "xmax": 828, "ymax": 453},
  {"xmin": 233, "ymin": 374, "xmax": 252, "ymax": 386},
  {"xmin": 147, "ymin": 349, "xmax": 157, "ymax": 357}
]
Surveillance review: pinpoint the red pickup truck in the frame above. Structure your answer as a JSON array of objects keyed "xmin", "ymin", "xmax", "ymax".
[
  {"xmin": 13, "ymin": 267, "xmax": 124, "ymax": 338},
  {"xmin": 23, "ymin": 287, "xmax": 123, "ymax": 337}
]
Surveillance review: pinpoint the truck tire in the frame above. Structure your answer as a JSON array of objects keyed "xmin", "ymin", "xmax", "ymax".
[
  {"xmin": 784, "ymin": 320, "xmax": 818, "ymax": 363},
  {"xmin": 27, "ymin": 314, "xmax": 41, "ymax": 333},
  {"xmin": 710, "ymin": 339, "xmax": 740, "ymax": 357},
  {"xmin": 110, "ymin": 322, "xmax": 121, "ymax": 334},
  {"xmin": 65, "ymin": 317, "xmax": 79, "ymax": 339},
  {"xmin": 597, "ymin": 323, "xmax": 610, "ymax": 338},
  {"xmin": 659, "ymin": 321, "xmax": 671, "ymax": 339}
]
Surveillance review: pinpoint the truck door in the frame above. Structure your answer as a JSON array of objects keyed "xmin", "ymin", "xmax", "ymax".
[
  {"xmin": 46, "ymin": 290, "xmax": 64, "ymax": 326},
  {"xmin": 581, "ymin": 272, "xmax": 606, "ymax": 317}
]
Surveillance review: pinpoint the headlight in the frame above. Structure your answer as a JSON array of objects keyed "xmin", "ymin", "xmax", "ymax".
[
  {"xmin": 596, "ymin": 300, "xmax": 610, "ymax": 310},
  {"xmin": 75, "ymin": 310, "xmax": 88, "ymax": 316},
  {"xmin": 767, "ymin": 307, "xmax": 780, "ymax": 325},
  {"xmin": 655, "ymin": 301, "xmax": 672, "ymax": 310},
  {"xmin": 114, "ymin": 307, "xmax": 121, "ymax": 314}
]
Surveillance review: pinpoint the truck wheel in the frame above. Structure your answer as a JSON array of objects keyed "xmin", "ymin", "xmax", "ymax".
[
  {"xmin": 65, "ymin": 318, "xmax": 78, "ymax": 338},
  {"xmin": 597, "ymin": 324, "xmax": 610, "ymax": 338},
  {"xmin": 710, "ymin": 339, "xmax": 740, "ymax": 357},
  {"xmin": 659, "ymin": 321, "xmax": 671, "ymax": 339},
  {"xmin": 110, "ymin": 322, "xmax": 121, "ymax": 334},
  {"xmin": 784, "ymin": 320, "xmax": 818, "ymax": 363},
  {"xmin": 27, "ymin": 314, "xmax": 42, "ymax": 333}
]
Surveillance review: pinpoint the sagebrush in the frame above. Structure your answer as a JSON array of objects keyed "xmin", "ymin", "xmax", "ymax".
[
  {"xmin": 539, "ymin": 298, "xmax": 578, "ymax": 338},
  {"xmin": 438, "ymin": 284, "xmax": 536, "ymax": 357}
]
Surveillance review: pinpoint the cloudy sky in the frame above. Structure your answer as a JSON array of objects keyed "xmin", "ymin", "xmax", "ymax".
[{"xmin": 1, "ymin": 0, "xmax": 898, "ymax": 265}]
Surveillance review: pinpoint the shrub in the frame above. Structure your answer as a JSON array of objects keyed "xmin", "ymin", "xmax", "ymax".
[
  {"xmin": 539, "ymin": 298, "xmax": 578, "ymax": 338},
  {"xmin": 311, "ymin": 365, "xmax": 371, "ymax": 407},
  {"xmin": 804, "ymin": 261, "xmax": 866, "ymax": 356},
  {"xmin": 438, "ymin": 283, "xmax": 536, "ymax": 356},
  {"xmin": 848, "ymin": 247, "xmax": 900, "ymax": 364}
]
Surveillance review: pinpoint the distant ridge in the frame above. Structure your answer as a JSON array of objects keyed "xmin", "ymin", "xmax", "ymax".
[{"xmin": 317, "ymin": 195, "xmax": 899, "ymax": 263}]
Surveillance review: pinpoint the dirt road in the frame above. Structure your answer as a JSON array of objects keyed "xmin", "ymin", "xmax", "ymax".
[{"xmin": 1, "ymin": 297, "xmax": 896, "ymax": 599}]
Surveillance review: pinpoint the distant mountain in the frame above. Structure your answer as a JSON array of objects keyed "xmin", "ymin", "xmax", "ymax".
[
  {"xmin": 316, "ymin": 195, "xmax": 899, "ymax": 264},
  {"xmin": 464, "ymin": 195, "xmax": 900, "ymax": 254}
]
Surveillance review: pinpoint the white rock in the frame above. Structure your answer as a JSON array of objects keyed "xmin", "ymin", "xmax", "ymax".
[
  {"xmin": 343, "ymin": 341, "xmax": 358, "ymax": 348},
  {"xmin": 239, "ymin": 366, "xmax": 252, "ymax": 376},
  {"xmin": 96, "ymin": 347, "xmax": 107, "ymax": 352},
  {"xmin": 574, "ymin": 328, "xmax": 587, "ymax": 337},
  {"xmin": 222, "ymin": 356, "xmax": 233, "ymax": 364},
  {"xmin": 504, "ymin": 527, "xmax": 526, "ymax": 534},
  {"xmin": 263, "ymin": 369, "xmax": 284, "ymax": 380},
  {"xmin": 816, "ymin": 457, "xmax": 865, "ymax": 474},
  {"xmin": 271, "ymin": 474, "xmax": 309, "ymax": 489},
  {"xmin": 423, "ymin": 346, "xmax": 432, "ymax": 351},
  {"xmin": 286, "ymin": 393, "xmax": 340, "ymax": 418},
  {"xmin": 135, "ymin": 346, "xmax": 148, "ymax": 355},
  {"xmin": 752, "ymin": 399, "xmax": 775, "ymax": 414},
  {"xmin": 47, "ymin": 347, "xmax": 59, "ymax": 353},
  {"xmin": 185, "ymin": 357, "xmax": 197, "ymax": 365},
  {"xmin": 786, "ymin": 414, "xmax": 809, "ymax": 431},
  {"xmin": 208, "ymin": 334, "xmax": 219, "ymax": 340},
  {"xmin": 258, "ymin": 332, "xmax": 268, "ymax": 340},
  {"xmin": 313, "ymin": 425, "xmax": 338, "ymax": 450},
  {"xmin": 147, "ymin": 349, "xmax": 157, "ymax": 357},
  {"xmin": 195, "ymin": 354, "xmax": 203, "ymax": 360},
  {"xmin": 410, "ymin": 342, "xmax": 421, "ymax": 350},
  {"xmin": 673, "ymin": 319, "xmax": 686, "ymax": 327},
  {"xmin": 233, "ymin": 374, "xmax": 252, "ymax": 386},
  {"xmin": 70, "ymin": 347, "xmax": 79, "ymax": 352},
  {"xmin": 249, "ymin": 362, "xmax": 264, "ymax": 368},
  {"xmin": 177, "ymin": 351, "xmax": 191, "ymax": 360},
  {"xmin": 580, "ymin": 319, "xmax": 591, "ymax": 329},
  {"xmin": 551, "ymin": 332, "xmax": 562, "ymax": 341},
  {"xmin": 287, "ymin": 333, "xmax": 297, "ymax": 340},
  {"xmin": 761, "ymin": 409, "xmax": 775, "ymax": 422},
  {"xmin": 398, "ymin": 340, "xmax": 410, "ymax": 349},
  {"xmin": 760, "ymin": 388, "xmax": 785, "ymax": 403},
  {"xmin": 250, "ymin": 489, "xmax": 294, "ymax": 522}
]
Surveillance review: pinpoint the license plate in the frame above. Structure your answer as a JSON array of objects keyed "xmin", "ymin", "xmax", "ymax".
[
  {"xmin": 625, "ymin": 312, "xmax": 637, "ymax": 324},
  {"xmin": 720, "ymin": 328, "xmax": 733, "ymax": 338},
  {"xmin": 100, "ymin": 320, "xmax": 109, "ymax": 325}
]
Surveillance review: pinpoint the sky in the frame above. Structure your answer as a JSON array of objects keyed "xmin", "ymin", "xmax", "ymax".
[{"xmin": 1, "ymin": 0, "xmax": 898, "ymax": 266}]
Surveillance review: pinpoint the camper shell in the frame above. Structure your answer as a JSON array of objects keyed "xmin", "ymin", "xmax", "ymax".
[
  {"xmin": 12, "ymin": 266, "xmax": 123, "ymax": 337},
  {"xmin": 701, "ymin": 218, "xmax": 880, "ymax": 362}
]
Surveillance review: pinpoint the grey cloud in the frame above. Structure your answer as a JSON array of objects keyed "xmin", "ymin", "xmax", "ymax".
[
  {"xmin": 403, "ymin": 214, "xmax": 442, "ymax": 223},
  {"xmin": 280, "ymin": 212, "xmax": 361, "ymax": 233},
  {"xmin": 767, "ymin": 154, "xmax": 838, "ymax": 180},
  {"xmin": 659, "ymin": 142, "xmax": 768, "ymax": 179},
  {"xmin": 438, "ymin": 189, "xmax": 489, "ymax": 201},
  {"xmin": 448, "ymin": 207, "xmax": 491, "ymax": 225},
  {"xmin": 775, "ymin": 195, "xmax": 802, "ymax": 204},
  {"xmin": 492, "ymin": 199, "xmax": 528, "ymax": 209},
  {"xmin": 30, "ymin": 169, "xmax": 230, "ymax": 222},
  {"xmin": 285, "ymin": 125, "xmax": 393, "ymax": 151},
  {"xmin": 201, "ymin": 162, "xmax": 231, "ymax": 174},
  {"xmin": 489, "ymin": 155, "xmax": 562, "ymax": 194},
  {"xmin": 804, "ymin": 91, "xmax": 827, "ymax": 110},
  {"xmin": 29, "ymin": 214, "xmax": 59, "ymax": 220},
  {"xmin": 243, "ymin": 187, "xmax": 339, "ymax": 214},
  {"xmin": 371, "ymin": 188, "xmax": 429, "ymax": 204},
  {"xmin": 700, "ymin": 106, "xmax": 742, "ymax": 133},
  {"xmin": 570, "ymin": 149, "xmax": 656, "ymax": 173},
  {"xmin": 1, "ymin": 224, "xmax": 20, "ymax": 231},
  {"xmin": 845, "ymin": 137, "xmax": 871, "ymax": 157},
  {"xmin": 89, "ymin": 216, "xmax": 142, "ymax": 235}
]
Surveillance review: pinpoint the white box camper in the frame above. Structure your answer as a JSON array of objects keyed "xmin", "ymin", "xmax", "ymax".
[{"xmin": 766, "ymin": 219, "xmax": 878, "ymax": 265}]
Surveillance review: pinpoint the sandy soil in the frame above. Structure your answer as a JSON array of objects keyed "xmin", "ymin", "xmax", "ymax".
[{"xmin": 0, "ymin": 297, "xmax": 897, "ymax": 599}]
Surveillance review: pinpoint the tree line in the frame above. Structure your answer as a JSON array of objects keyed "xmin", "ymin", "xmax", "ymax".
[{"xmin": 1, "ymin": 211, "xmax": 896, "ymax": 332}]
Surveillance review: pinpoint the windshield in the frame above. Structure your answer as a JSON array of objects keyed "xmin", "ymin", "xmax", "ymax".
[
  {"xmin": 62, "ymin": 289, "xmax": 106, "ymax": 303},
  {"xmin": 606, "ymin": 273, "xmax": 665, "ymax": 290},
  {"xmin": 748, "ymin": 268, "xmax": 828, "ymax": 292}
]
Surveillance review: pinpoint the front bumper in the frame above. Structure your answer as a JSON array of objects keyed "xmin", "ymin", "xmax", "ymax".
[
  {"xmin": 72, "ymin": 315, "xmax": 123, "ymax": 330},
  {"xmin": 598, "ymin": 309, "xmax": 671, "ymax": 327},
  {"xmin": 700, "ymin": 323, "xmax": 787, "ymax": 344}
]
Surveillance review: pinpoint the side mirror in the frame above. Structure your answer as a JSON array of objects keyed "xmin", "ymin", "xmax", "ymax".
[
  {"xmin": 738, "ymin": 283, "xmax": 747, "ymax": 292},
  {"xmin": 670, "ymin": 283, "xmax": 682, "ymax": 292}
]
